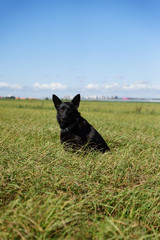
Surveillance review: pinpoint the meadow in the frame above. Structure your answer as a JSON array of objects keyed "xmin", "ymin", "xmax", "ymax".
[{"xmin": 0, "ymin": 99, "xmax": 160, "ymax": 239}]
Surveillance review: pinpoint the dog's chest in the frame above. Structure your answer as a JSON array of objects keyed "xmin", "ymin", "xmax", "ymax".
[
  {"xmin": 60, "ymin": 131, "xmax": 84, "ymax": 145},
  {"xmin": 60, "ymin": 120, "xmax": 89, "ymax": 145}
]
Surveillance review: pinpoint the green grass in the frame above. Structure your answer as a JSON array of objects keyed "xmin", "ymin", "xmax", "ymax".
[{"xmin": 0, "ymin": 99, "xmax": 160, "ymax": 239}]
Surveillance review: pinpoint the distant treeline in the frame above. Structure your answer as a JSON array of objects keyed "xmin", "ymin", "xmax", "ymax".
[{"xmin": 0, "ymin": 96, "xmax": 49, "ymax": 100}]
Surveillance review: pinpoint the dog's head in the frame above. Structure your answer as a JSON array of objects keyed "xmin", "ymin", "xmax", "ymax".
[{"xmin": 52, "ymin": 94, "xmax": 80, "ymax": 128}]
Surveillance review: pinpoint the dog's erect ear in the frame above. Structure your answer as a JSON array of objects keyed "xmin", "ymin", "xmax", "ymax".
[
  {"xmin": 52, "ymin": 94, "xmax": 62, "ymax": 109},
  {"xmin": 71, "ymin": 94, "xmax": 80, "ymax": 109}
]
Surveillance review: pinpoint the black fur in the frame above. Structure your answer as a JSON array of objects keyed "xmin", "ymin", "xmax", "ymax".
[{"xmin": 52, "ymin": 94, "xmax": 110, "ymax": 153}]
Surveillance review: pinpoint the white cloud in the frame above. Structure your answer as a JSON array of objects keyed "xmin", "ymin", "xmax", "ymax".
[
  {"xmin": 122, "ymin": 82, "xmax": 160, "ymax": 91},
  {"xmin": 122, "ymin": 82, "xmax": 148, "ymax": 90},
  {"xmin": 86, "ymin": 82, "xmax": 119, "ymax": 90},
  {"xmin": 152, "ymin": 85, "xmax": 160, "ymax": 90},
  {"xmin": 86, "ymin": 83, "xmax": 100, "ymax": 90},
  {"xmin": 33, "ymin": 82, "xmax": 67, "ymax": 90},
  {"xmin": 104, "ymin": 83, "xmax": 119, "ymax": 89},
  {"xmin": 85, "ymin": 81, "xmax": 160, "ymax": 95},
  {"xmin": 0, "ymin": 82, "xmax": 23, "ymax": 89}
]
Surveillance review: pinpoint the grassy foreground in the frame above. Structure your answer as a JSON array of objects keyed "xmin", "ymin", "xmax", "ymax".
[{"xmin": 0, "ymin": 99, "xmax": 160, "ymax": 239}]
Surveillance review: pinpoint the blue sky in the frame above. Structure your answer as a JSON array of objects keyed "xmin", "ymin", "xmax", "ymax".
[{"xmin": 0, "ymin": 0, "xmax": 160, "ymax": 98}]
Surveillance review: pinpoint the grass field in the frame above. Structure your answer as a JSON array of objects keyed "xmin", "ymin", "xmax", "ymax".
[{"xmin": 0, "ymin": 99, "xmax": 160, "ymax": 239}]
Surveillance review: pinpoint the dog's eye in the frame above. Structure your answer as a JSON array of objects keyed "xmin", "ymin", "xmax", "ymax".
[{"xmin": 61, "ymin": 106, "xmax": 65, "ymax": 112}]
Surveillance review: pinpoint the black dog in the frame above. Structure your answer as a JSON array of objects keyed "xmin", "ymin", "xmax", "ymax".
[{"xmin": 52, "ymin": 94, "xmax": 110, "ymax": 153}]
